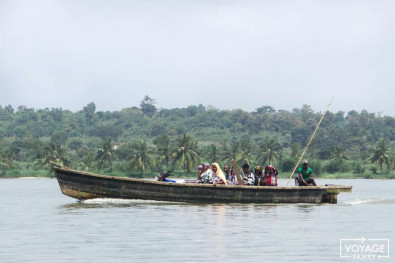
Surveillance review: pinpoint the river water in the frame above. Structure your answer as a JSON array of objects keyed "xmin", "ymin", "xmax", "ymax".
[{"xmin": 0, "ymin": 178, "xmax": 394, "ymax": 263}]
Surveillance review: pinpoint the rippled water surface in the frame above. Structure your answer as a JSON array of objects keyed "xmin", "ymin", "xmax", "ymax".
[{"xmin": 0, "ymin": 178, "xmax": 394, "ymax": 262}]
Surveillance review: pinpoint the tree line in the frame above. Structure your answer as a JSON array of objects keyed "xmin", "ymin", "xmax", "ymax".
[{"xmin": 0, "ymin": 96, "xmax": 394, "ymax": 177}]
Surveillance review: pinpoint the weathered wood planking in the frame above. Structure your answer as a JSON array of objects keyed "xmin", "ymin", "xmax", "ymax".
[{"xmin": 54, "ymin": 167, "xmax": 352, "ymax": 204}]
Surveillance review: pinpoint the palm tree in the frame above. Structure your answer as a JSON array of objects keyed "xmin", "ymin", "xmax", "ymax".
[
  {"xmin": 368, "ymin": 139, "xmax": 392, "ymax": 173},
  {"xmin": 221, "ymin": 139, "xmax": 240, "ymax": 163},
  {"xmin": 238, "ymin": 147, "xmax": 254, "ymax": 165},
  {"xmin": 171, "ymin": 134, "xmax": 200, "ymax": 172},
  {"xmin": 80, "ymin": 153, "xmax": 95, "ymax": 171},
  {"xmin": 129, "ymin": 140, "xmax": 156, "ymax": 175},
  {"xmin": 153, "ymin": 134, "xmax": 171, "ymax": 167},
  {"xmin": 35, "ymin": 144, "xmax": 55, "ymax": 168},
  {"xmin": 53, "ymin": 144, "xmax": 72, "ymax": 167},
  {"xmin": 0, "ymin": 148, "xmax": 17, "ymax": 170},
  {"xmin": 35, "ymin": 143, "xmax": 71, "ymax": 168},
  {"xmin": 95, "ymin": 139, "xmax": 115, "ymax": 171},
  {"xmin": 330, "ymin": 143, "xmax": 349, "ymax": 163},
  {"xmin": 258, "ymin": 138, "xmax": 283, "ymax": 165},
  {"xmin": 207, "ymin": 144, "xmax": 220, "ymax": 163}
]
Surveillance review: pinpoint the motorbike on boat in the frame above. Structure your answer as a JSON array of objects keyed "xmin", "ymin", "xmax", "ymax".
[{"xmin": 155, "ymin": 168, "xmax": 176, "ymax": 183}]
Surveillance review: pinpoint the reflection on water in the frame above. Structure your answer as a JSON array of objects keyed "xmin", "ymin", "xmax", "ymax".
[
  {"xmin": 0, "ymin": 178, "xmax": 394, "ymax": 263},
  {"xmin": 295, "ymin": 204, "xmax": 316, "ymax": 213},
  {"xmin": 59, "ymin": 198, "xmax": 324, "ymax": 211},
  {"xmin": 60, "ymin": 198, "xmax": 187, "ymax": 210}
]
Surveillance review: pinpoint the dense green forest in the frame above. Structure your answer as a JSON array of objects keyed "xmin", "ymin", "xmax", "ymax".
[{"xmin": 0, "ymin": 96, "xmax": 394, "ymax": 178}]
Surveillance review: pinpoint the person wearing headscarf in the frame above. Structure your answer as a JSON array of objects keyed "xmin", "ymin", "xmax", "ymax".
[
  {"xmin": 211, "ymin": 163, "xmax": 228, "ymax": 185},
  {"xmin": 228, "ymin": 167, "xmax": 238, "ymax": 185},
  {"xmin": 262, "ymin": 164, "xmax": 279, "ymax": 186},
  {"xmin": 198, "ymin": 163, "xmax": 213, "ymax": 184}
]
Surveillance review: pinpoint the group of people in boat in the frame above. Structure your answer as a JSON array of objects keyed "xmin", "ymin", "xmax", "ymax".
[{"xmin": 196, "ymin": 159, "xmax": 316, "ymax": 186}]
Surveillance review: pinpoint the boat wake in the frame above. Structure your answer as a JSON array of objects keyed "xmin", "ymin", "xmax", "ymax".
[
  {"xmin": 82, "ymin": 198, "xmax": 182, "ymax": 205},
  {"xmin": 342, "ymin": 198, "xmax": 395, "ymax": 205}
]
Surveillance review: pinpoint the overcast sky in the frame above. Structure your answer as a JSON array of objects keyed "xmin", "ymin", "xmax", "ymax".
[{"xmin": 1, "ymin": 0, "xmax": 394, "ymax": 116}]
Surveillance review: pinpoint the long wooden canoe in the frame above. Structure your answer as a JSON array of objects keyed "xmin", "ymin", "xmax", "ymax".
[{"xmin": 54, "ymin": 166, "xmax": 352, "ymax": 204}]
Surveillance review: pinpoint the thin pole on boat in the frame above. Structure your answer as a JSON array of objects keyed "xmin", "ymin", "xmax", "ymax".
[
  {"xmin": 285, "ymin": 97, "xmax": 334, "ymax": 186},
  {"xmin": 231, "ymin": 159, "xmax": 243, "ymax": 185}
]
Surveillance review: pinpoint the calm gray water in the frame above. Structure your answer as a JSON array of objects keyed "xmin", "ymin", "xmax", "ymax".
[{"xmin": 0, "ymin": 178, "xmax": 394, "ymax": 263}]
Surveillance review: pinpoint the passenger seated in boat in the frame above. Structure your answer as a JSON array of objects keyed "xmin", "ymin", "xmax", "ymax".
[
  {"xmin": 295, "ymin": 160, "xmax": 316, "ymax": 186},
  {"xmin": 197, "ymin": 163, "xmax": 213, "ymax": 184},
  {"xmin": 228, "ymin": 167, "xmax": 238, "ymax": 185},
  {"xmin": 254, "ymin": 166, "xmax": 263, "ymax": 186},
  {"xmin": 241, "ymin": 163, "xmax": 255, "ymax": 186},
  {"xmin": 224, "ymin": 165, "xmax": 230, "ymax": 180},
  {"xmin": 196, "ymin": 164, "xmax": 203, "ymax": 182},
  {"xmin": 211, "ymin": 163, "xmax": 228, "ymax": 185},
  {"xmin": 262, "ymin": 165, "xmax": 278, "ymax": 186}
]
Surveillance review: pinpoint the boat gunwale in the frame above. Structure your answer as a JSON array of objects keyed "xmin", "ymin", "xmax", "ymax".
[{"xmin": 54, "ymin": 166, "xmax": 352, "ymax": 192}]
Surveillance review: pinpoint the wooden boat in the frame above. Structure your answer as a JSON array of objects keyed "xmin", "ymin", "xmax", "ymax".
[{"xmin": 54, "ymin": 166, "xmax": 352, "ymax": 204}]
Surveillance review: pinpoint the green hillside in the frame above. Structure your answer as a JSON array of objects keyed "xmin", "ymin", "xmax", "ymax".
[{"xmin": 1, "ymin": 96, "xmax": 394, "ymax": 178}]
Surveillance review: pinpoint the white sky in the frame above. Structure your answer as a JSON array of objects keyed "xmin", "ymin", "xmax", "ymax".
[{"xmin": 1, "ymin": 0, "xmax": 394, "ymax": 115}]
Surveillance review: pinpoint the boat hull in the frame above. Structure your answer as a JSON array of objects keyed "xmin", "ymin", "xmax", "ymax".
[{"xmin": 54, "ymin": 167, "xmax": 351, "ymax": 204}]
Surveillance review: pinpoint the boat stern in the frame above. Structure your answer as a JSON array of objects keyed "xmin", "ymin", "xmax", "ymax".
[{"xmin": 321, "ymin": 185, "xmax": 352, "ymax": 204}]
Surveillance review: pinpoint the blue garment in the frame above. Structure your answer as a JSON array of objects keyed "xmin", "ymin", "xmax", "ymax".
[{"xmin": 164, "ymin": 179, "xmax": 176, "ymax": 183}]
